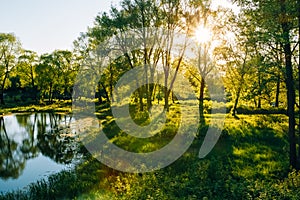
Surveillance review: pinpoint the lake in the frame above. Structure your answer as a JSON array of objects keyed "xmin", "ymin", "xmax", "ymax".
[{"xmin": 0, "ymin": 112, "xmax": 81, "ymax": 193}]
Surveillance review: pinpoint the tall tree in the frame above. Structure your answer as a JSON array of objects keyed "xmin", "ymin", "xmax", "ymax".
[
  {"xmin": 88, "ymin": 0, "xmax": 165, "ymax": 111},
  {"xmin": 215, "ymin": 13, "xmax": 256, "ymax": 116},
  {"xmin": 16, "ymin": 50, "xmax": 38, "ymax": 100},
  {"xmin": 0, "ymin": 33, "xmax": 21, "ymax": 104},
  {"xmin": 185, "ymin": 0, "xmax": 229, "ymax": 122},
  {"xmin": 36, "ymin": 50, "xmax": 76, "ymax": 102},
  {"xmin": 159, "ymin": 0, "xmax": 190, "ymax": 111},
  {"xmin": 235, "ymin": 0, "xmax": 299, "ymax": 168}
]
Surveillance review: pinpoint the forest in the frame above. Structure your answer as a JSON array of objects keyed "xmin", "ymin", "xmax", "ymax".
[{"xmin": 1, "ymin": 0, "xmax": 300, "ymax": 199}]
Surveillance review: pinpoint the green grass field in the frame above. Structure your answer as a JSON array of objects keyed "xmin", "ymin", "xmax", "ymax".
[{"xmin": 1, "ymin": 102, "xmax": 300, "ymax": 200}]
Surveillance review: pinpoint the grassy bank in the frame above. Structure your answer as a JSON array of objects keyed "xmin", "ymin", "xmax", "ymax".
[
  {"xmin": 0, "ymin": 103, "xmax": 299, "ymax": 199},
  {"xmin": 0, "ymin": 100, "xmax": 72, "ymax": 115}
]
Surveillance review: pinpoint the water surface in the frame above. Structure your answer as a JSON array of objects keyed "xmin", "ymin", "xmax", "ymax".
[{"xmin": 0, "ymin": 113, "xmax": 79, "ymax": 193}]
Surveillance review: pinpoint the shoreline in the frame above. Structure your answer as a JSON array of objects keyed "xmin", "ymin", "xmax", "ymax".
[{"xmin": 0, "ymin": 102, "xmax": 73, "ymax": 116}]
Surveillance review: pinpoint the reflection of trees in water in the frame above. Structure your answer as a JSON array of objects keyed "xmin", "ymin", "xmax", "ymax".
[
  {"xmin": 15, "ymin": 113, "xmax": 39, "ymax": 159},
  {"xmin": 0, "ymin": 117, "xmax": 25, "ymax": 180},
  {"xmin": 0, "ymin": 113, "xmax": 77, "ymax": 180},
  {"xmin": 37, "ymin": 113, "xmax": 77, "ymax": 164}
]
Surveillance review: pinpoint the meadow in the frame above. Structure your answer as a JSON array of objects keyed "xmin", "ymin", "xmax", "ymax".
[{"xmin": 1, "ymin": 101, "xmax": 299, "ymax": 200}]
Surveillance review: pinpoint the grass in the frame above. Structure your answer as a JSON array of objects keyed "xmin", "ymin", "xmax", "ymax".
[
  {"xmin": 0, "ymin": 100, "xmax": 72, "ymax": 115},
  {"xmin": 1, "ymin": 101, "xmax": 299, "ymax": 199}
]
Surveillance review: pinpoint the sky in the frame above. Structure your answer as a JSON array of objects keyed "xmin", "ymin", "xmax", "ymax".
[
  {"xmin": 0, "ymin": 0, "xmax": 121, "ymax": 55},
  {"xmin": 0, "ymin": 0, "xmax": 238, "ymax": 55}
]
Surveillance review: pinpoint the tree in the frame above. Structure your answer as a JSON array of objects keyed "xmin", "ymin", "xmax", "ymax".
[
  {"xmin": 36, "ymin": 53, "xmax": 57, "ymax": 102},
  {"xmin": 280, "ymin": 0, "xmax": 297, "ymax": 168},
  {"xmin": 36, "ymin": 50, "xmax": 76, "ymax": 102},
  {"xmin": 235, "ymin": 0, "xmax": 299, "ymax": 168},
  {"xmin": 51, "ymin": 50, "xmax": 77, "ymax": 100},
  {"xmin": 158, "ymin": 0, "xmax": 191, "ymax": 111},
  {"xmin": 0, "ymin": 33, "xmax": 21, "ymax": 104},
  {"xmin": 16, "ymin": 50, "xmax": 38, "ymax": 101},
  {"xmin": 88, "ymin": 0, "xmax": 166, "ymax": 111},
  {"xmin": 185, "ymin": 0, "xmax": 229, "ymax": 122},
  {"xmin": 215, "ymin": 13, "xmax": 256, "ymax": 116}
]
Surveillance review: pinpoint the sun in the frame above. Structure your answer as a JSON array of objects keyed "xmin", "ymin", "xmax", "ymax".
[{"xmin": 194, "ymin": 25, "xmax": 211, "ymax": 44}]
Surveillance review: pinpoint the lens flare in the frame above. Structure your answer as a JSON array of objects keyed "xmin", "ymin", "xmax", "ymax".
[{"xmin": 194, "ymin": 25, "xmax": 211, "ymax": 43}]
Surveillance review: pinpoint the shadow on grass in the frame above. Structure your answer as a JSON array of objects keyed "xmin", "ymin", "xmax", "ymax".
[{"xmin": 0, "ymin": 113, "xmax": 293, "ymax": 199}]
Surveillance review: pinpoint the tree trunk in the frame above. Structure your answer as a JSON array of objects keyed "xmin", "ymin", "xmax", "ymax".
[
  {"xmin": 164, "ymin": 71, "xmax": 169, "ymax": 111},
  {"xmin": 100, "ymin": 82, "xmax": 110, "ymax": 103},
  {"xmin": 0, "ymin": 72, "xmax": 8, "ymax": 105},
  {"xmin": 164, "ymin": 87, "xmax": 169, "ymax": 111},
  {"xmin": 140, "ymin": 1, "xmax": 151, "ymax": 111},
  {"xmin": 232, "ymin": 87, "xmax": 242, "ymax": 116},
  {"xmin": 275, "ymin": 76, "xmax": 280, "ymax": 107},
  {"xmin": 0, "ymin": 91, "xmax": 4, "ymax": 105},
  {"xmin": 49, "ymin": 83, "xmax": 53, "ymax": 103},
  {"xmin": 139, "ymin": 88, "xmax": 144, "ymax": 112},
  {"xmin": 280, "ymin": 0, "xmax": 297, "ymax": 168},
  {"xmin": 109, "ymin": 66, "xmax": 114, "ymax": 103},
  {"xmin": 97, "ymin": 82, "xmax": 102, "ymax": 105},
  {"xmin": 31, "ymin": 65, "xmax": 35, "ymax": 89},
  {"xmin": 297, "ymin": 0, "xmax": 300, "ymax": 165},
  {"xmin": 258, "ymin": 70, "xmax": 261, "ymax": 108},
  {"xmin": 199, "ymin": 78, "xmax": 205, "ymax": 123}
]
